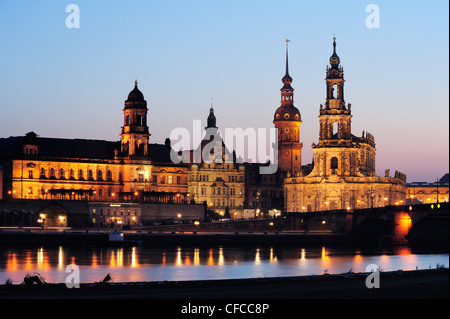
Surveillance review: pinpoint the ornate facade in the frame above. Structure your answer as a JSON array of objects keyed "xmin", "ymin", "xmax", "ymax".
[
  {"xmin": 0, "ymin": 83, "xmax": 189, "ymax": 211},
  {"xmin": 283, "ymin": 38, "xmax": 407, "ymax": 212},
  {"xmin": 187, "ymin": 108, "xmax": 246, "ymax": 218}
]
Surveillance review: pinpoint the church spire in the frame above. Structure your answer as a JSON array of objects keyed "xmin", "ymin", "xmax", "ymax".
[
  {"xmin": 280, "ymin": 39, "xmax": 294, "ymax": 107},
  {"xmin": 282, "ymin": 39, "xmax": 293, "ymax": 87},
  {"xmin": 329, "ymin": 35, "xmax": 340, "ymax": 68}
]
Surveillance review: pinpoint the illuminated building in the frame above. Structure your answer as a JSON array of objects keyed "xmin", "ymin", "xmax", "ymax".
[
  {"xmin": 0, "ymin": 82, "xmax": 190, "ymax": 225},
  {"xmin": 273, "ymin": 39, "xmax": 303, "ymax": 176},
  {"xmin": 283, "ymin": 38, "xmax": 407, "ymax": 212},
  {"xmin": 187, "ymin": 108, "xmax": 246, "ymax": 218},
  {"xmin": 406, "ymin": 174, "xmax": 449, "ymax": 204}
]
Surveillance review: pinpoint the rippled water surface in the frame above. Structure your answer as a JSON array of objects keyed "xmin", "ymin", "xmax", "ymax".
[{"xmin": 0, "ymin": 244, "xmax": 448, "ymax": 284}]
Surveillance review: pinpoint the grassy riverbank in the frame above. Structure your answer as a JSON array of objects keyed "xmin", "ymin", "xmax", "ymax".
[{"xmin": 0, "ymin": 268, "xmax": 447, "ymax": 299}]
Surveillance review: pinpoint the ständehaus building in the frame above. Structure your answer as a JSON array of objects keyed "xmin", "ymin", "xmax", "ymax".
[{"xmin": 282, "ymin": 38, "xmax": 406, "ymax": 213}]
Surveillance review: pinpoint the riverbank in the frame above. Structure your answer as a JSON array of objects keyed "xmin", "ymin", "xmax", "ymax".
[
  {"xmin": 0, "ymin": 268, "xmax": 447, "ymax": 299},
  {"xmin": 0, "ymin": 228, "xmax": 358, "ymax": 246}
]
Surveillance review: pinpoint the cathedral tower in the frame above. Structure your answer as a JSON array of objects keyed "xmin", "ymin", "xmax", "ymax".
[
  {"xmin": 120, "ymin": 80, "xmax": 150, "ymax": 157},
  {"xmin": 318, "ymin": 36, "xmax": 352, "ymax": 148},
  {"xmin": 312, "ymin": 37, "xmax": 357, "ymax": 177},
  {"xmin": 273, "ymin": 40, "xmax": 303, "ymax": 176}
]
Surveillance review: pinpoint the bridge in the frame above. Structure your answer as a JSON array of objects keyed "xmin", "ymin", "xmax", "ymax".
[{"xmin": 288, "ymin": 202, "xmax": 449, "ymax": 245}]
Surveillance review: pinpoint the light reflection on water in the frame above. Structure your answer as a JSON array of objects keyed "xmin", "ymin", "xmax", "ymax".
[{"xmin": 0, "ymin": 245, "xmax": 448, "ymax": 284}]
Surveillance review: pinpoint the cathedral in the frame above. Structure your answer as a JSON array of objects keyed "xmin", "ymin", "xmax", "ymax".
[{"xmin": 282, "ymin": 37, "xmax": 407, "ymax": 212}]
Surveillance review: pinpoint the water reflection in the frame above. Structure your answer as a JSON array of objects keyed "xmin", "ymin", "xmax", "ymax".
[{"xmin": 0, "ymin": 245, "xmax": 447, "ymax": 284}]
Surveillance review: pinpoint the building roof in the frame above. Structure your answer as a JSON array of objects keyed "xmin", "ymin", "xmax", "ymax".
[{"xmin": 0, "ymin": 134, "xmax": 174, "ymax": 164}]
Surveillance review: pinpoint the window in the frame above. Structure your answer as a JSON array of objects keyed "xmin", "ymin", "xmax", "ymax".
[
  {"xmin": 79, "ymin": 169, "xmax": 84, "ymax": 180},
  {"xmin": 331, "ymin": 157, "xmax": 338, "ymax": 169},
  {"xmin": 177, "ymin": 176, "xmax": 181, "ymax": 184},
  {"xmin": 332, "ymin": 122, "xmax": 338, "ymax": 137},
  {"xmin": 168, "ymin": 175, "xmax": 173, "ymax": 184},
  {"xmin": 218, "ymin": 187, "xmax": 221, "ymax": 195},
  {"xmin": 70, "ymin": 169, "xmax": 75, "ymax": 179},
  {"xmin": 97, "ymin": 170, "xmax": 103, "ymax": 181},
  {"xmin": 50, "ymin": 168, "xmax": 56, "ymax": 179},
  {"xmin": 153, "ymin": 175, "xmax": 157, "ymax": 183},
  {"xmin": 99, "ymin": 189, "xmax": 103, "ymax": 197},
  {"xmin": 139, "ymin": 173, "xmax": 144, "ymax": 183},
  {"xmin": 60, "ymin": 169, "xmax": 65, "ymax": 179},
  {"xmin": 88, "ymin": 170, "xmax": 94, "ymax": 180},
  {"xmin": 28, "ymin": 170, "xmax": 33, "ymax": 179},
  {"xmin": 107, "ymin": 170, "xmax": 113, "ymax": 182},
  {"xmin": 40, "ymin": 168, "xmax": 46, "ymax": 178}
]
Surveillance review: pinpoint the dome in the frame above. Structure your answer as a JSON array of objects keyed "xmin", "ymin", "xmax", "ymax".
[
  {"xmin": 127, "ymin": 80, "xmax": 145, "ymax": 102},
  {"xmin": 329, "ymin": 53, "xmax": 340, "ymax": 66},
  {"xmin": 274, "ymin": 105, "xmax": 301, "ymax": 122},
  {"xmin": 329, "ymin": 37, "xmax": 340, "ymax": 67}
]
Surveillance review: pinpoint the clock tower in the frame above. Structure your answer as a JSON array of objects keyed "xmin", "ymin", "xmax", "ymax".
[{"xmin": 273, "ymin": 40, "xmax": 303, "ymax": 176}]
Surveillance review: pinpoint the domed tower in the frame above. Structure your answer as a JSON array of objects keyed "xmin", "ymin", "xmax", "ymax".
[
  {"xmin": 273, "ymin": 39, "xmax": 303, "ymax": 176},
  {"xmin": 120, "ymin": 80, "xmax": 150, "ymax": 157}
]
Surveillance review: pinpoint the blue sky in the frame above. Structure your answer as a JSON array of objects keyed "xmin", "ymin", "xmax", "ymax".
[{"xmin": 0, "ymin": 0, "xmax": 448, "ymax": 182}]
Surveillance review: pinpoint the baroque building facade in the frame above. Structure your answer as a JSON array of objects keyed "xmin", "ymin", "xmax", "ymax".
[
  {"xmin": 0, "ymin": 82, "xmax": 191, "ymax": 225},
  {"xmin": 283, "ymin": 38, "xmax": 407, "ymax": 212},
  {"xmin": 186, "ymin": 108, "xmax": 246, "ymax": 218}
]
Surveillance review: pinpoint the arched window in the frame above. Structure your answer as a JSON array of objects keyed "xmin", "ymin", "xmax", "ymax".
[
  {"xmin": 79, "ymin": 169, "xmax": 84, "ymax": 180},
  {"xmin": 60, "ymin": 168, "xmax": 65, "ymax": 179},
  {"xmin": 50, "ymin": 168, "xmax": 56, "ymax": 179},
  {"xmin": 331, "ymin": 157, "xmax": 338, "ymax": 169},
  {"xmin": 107, "ymin": 170, "xmax": 113, "ymax": 182},
  {"xmin": 40, "ymin": 168, "xmax": 46, "ymax": 178},
  {"xmin": 88, "ymin": 169, "xmax": 94, "ymax": 181},
  {"xmin": 69, "ymin": 169, "xmax": 75, "ymax": 180},
  {"xmin": 97, "ymin": 170, "xmax": 103, "ymax": 181}
]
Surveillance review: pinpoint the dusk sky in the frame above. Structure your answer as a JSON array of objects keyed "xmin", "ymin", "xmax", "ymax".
[{"xmin": 0, "ymin": 0, "xmax": 448, "ymax": 182}]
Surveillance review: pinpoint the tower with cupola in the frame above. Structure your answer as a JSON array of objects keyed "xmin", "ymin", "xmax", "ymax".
[
  {"xmin": 273, "ymin": 40, "xmax": 303, "ymax": 176},
  {"xmin": 120, "ymin": 80, "xmax": 150, "ymax": 158}
]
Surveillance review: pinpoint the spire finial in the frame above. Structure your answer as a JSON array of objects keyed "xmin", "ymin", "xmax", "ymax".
[
  {"xmin": 285, "ymin": 38, "xmax": 291, "ymax": 75},
  {"xmin": 134, "ymin": 79, "xmax": 138, "ymax": 87}
]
